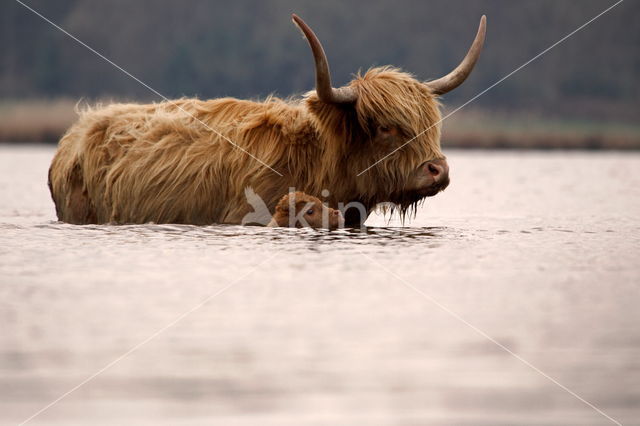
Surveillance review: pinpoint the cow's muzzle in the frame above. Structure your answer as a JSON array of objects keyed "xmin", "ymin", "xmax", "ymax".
[{"xmin": 414, "ymin": 158, "xmax": 450, "ymax": 196}]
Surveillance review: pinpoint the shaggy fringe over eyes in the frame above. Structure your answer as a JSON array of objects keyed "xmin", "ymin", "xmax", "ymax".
[
  {"xmin": 308, "ymin": 67, "xmax": 444, "ymax": 220},
  {"xmin": 358, "ymin": 68, "xmax": 442, "ymax": 215}
]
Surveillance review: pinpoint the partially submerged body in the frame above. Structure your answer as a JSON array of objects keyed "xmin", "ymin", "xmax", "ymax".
[
  {"xmin": 268, "ymin": 192, "xmax": 343, "ymax": 229},
  {"xmin": 48, "ymin": 15, "xmax": 485, "ymax": 227}
]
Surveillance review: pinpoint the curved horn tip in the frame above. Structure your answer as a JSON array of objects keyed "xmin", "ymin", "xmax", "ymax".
[
  {"xmin": 426, "ymin": 14, "xmax": 487, "ymax": 96},
  {"xmin": 291, "ymin": 13, "xmax": 358, "ymax": 104},
  {"xmin": 291, "ymin": 14, "xmax": 302, "ymax": 30}
]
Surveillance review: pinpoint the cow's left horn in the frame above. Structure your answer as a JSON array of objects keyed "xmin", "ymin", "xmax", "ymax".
[
  {"xmin": 426, "ymin": 15, "xmax": 487, "ymax": 96},
  {"xmin": 292, "ymin": 14, "xmax": 358, "ymax": 104}
]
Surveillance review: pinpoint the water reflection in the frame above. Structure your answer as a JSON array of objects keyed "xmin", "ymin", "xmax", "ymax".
[{"xmin": 25, "ymin": 221, "xmax": 461, "ymax": 250}]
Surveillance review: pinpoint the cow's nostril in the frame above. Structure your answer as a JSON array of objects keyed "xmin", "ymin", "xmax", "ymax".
[
  {"xmin": 419, "ymin": 159, "xmax": 449, "ymax": 192},
  {"xmin": 427, "ymin": 162, "xmax": 441, "ymax": 176}
]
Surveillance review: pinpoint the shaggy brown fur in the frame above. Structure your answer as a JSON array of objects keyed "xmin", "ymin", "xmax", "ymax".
[
  {"xmin": 268, "ymin": 191, "xmax": 343, "ymax": 229},
  {"xmin": 49, "ymin": 67, "xmax": 443, "ymax": 225}
]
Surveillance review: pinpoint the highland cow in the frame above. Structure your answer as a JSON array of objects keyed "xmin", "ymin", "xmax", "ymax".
[
  {"xmin": 268, "ymin": 191, "xmax": 343, "ymax": 229},
  {"xmin": 48, "ymin": 14, "xmax": 486, "ymax": 226}
]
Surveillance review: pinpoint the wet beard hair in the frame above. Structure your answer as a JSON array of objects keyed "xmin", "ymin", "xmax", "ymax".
[
  {"xmin": 387, "ymin": 174, "xmax": 450, "ymax": 221},
  {"xmin": 380, "ymin": 190, "xmax": 429, "ymax": 223}
]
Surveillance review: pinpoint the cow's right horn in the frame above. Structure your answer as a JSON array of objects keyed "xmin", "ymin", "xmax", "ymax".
[
  {"xmin": 426, "ymin": 15, "xmax": 486, "ymax": 96},
  {"xmin": 292, "ymin": 14, "xmax": 358, "ymax": 104}
]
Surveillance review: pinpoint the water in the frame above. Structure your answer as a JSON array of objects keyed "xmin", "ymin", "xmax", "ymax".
[{"xmin": 1, "ymin": 144, "xmax": 639, "ymax": 425}]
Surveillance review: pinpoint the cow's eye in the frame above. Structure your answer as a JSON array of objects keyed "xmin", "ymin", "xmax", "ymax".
[{"xmin": 306, "ymin": 209, "xmax": 314, "ymax": 215}]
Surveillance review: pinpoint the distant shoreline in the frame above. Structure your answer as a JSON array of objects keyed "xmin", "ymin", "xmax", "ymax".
[{"xmin": 2, "ymin": 99, "xmax": 638, "ymax": 150}]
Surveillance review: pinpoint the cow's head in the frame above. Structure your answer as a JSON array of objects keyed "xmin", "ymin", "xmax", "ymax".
[{"xmin": 293, "ymin": 15, "xmax": 485, "ymax": 215}]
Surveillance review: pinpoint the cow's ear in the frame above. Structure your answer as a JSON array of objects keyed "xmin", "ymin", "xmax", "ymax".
[{"xmin": 276, "ymin": 201, "xmax": 289, "ymax": 213}]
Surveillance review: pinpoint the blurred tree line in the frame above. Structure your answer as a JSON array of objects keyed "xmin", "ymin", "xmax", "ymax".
[{"xmin": 1, "ymin": 0, "xmax": 638, "ymax": 120}]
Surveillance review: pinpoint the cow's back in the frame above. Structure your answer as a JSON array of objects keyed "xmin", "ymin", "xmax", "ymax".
[{"xmin": 49, "ymin": 101, "xmax": 239, "ymax": 224}]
